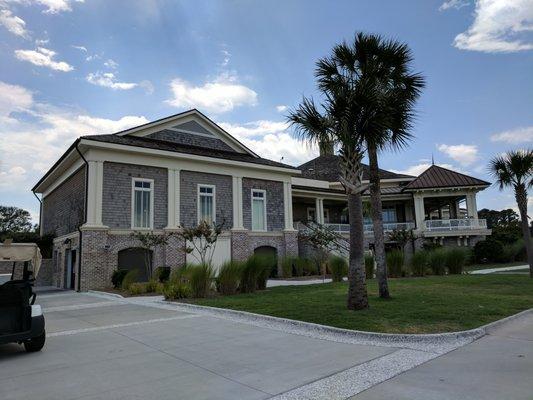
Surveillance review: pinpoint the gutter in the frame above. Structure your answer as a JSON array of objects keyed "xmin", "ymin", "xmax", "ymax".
[{"xmin": 75, "ymin": 142, "xmax": 89, "ymax": 292}]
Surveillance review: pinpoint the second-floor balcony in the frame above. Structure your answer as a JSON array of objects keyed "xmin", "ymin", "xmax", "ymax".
[
  {"xmin": 322, "ymin": 222, "xmax": 416, "ymax": 234},
  {"xmin": 424, "ymin": 218, "xmax": 487, "ymax": 232}
]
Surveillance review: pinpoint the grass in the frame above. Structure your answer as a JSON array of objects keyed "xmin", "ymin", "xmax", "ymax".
[{"xmin": 190, "ymin": 275, "xmax": 533, "ymax": 334}]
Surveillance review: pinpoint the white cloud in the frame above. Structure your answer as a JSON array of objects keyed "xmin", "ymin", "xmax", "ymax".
[
  {"xmin": 391, "ymin": 163, "xmax": 459, "ymax": 177},
  {"xmin": 453, "ymin": 0, "xmax": 533, "ymax": 53},
  {"xmin": 86, "ymin": 71, "xmax": 137, "ymax": 90},
  {"xmin": 439, "ymin": 0, "xmax": 470, "ymax": 11},
  {"xmin": 103, "ymin": 58, "xmax": 118, "ymax": 69},
  {"xmin": 166, "ymin": 73, "xmax": 258, "ymax": 114},
  {"xmin": 490, "ymin": 126, "xmax": 533, "ymax": 143},
  {"xmin": 276, "ymin": 105, "xmax": 288, "ymax": 113},
  {"xmin": 219, "ymin": 120, "xmax": 317, "ymax": 165},
  {"xmin": 437, "ymin": 143, "xmax": 479, "ymax": 166},
  {"xmin": 0, "ymin": 8, "xmax": 29, "ymax": 38},
  {"xmin": 220, "ymin": 49, "xmax": 230, "ymax": 67},
  {"xmin": 14, "ymin": 47, "xmax": 74, "ymax": 71},
  {"xmin": 71, "ymin": 44, "xmax": 87, "ymax": 52},
  {"xmin": 36, "ymin": 0, "xmax": 84, "ymax": 14},
  {"xmin": 0, "ymin": 81, "xmax": 148, "ymax": 193}
]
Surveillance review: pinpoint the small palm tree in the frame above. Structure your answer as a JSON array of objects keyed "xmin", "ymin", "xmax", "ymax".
[
  {"xmin": 288, "ymin": 90, "xmax": 369, "ymax": 310},
  {"xmin": 313, "ymin": 33, "xmax": 425, "ymax": 298},
  {"xmin": 489, "ymin": 150, "xmax": 533, "ymax": 278}
]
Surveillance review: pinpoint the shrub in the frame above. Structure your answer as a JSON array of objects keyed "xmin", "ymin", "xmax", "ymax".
[
  {"xmin": 410, "ymin": 250, "xmax": 428, "ymax": 277},
  {"xmin": 169, "ymin": 264, "xmax": 192, "ymax": 285},
  {"xmin": 111, "ymin": 269, "xmax": 129, "ymax": 289},
  {"xmin": 256, "ymin": 255, "xmax": 276, "ymax": 290},
  {"xmin": 364, "ymin": 254, "xmax": 374, "ymax": 279},
  {"xmin": 153, "ymin": 267, "xmax": 171, "ymax": 283},
  {"xmin": 281, "ymin": 256, "xmax": 296, "ymax": 278},
  {"xmin": 216, "ymin": 261, "xmax": 243, "ymax": 295},
  {"xmin": 163, "ymin": 282, "xmax": 191, "ymax": 300},
  {"xmin": 428, "ymin": 248, "xmax": 447, "ymax": 275},
  {"xmin": 329, "ymin": 255, "xmax": 347, "ymax": 282},
  {"xmin": 295, "ymin": 257, "xmax": 316, "ymax": 276},
  {"xmin": 386, "ymin": 250, "xmax": 404, "ymax": 278},
  {"xmin": 145, "ymin": 279, "xmax": 164, "ymax": 293},
  {"xmin": 188, "ymin": 263, "xmax": 214, "ymax": 298},
  {"xmin": 128, "ymin": 282, "xmax": 147, "ymax": 295},
  {"xmin": 121, "ymin": 269, "xmax": 140, "ymax": 290},
  {"xmin": 501, "ymin": 239, "xmax": 526, "ymax": 263},
  {"xmin": 446, "ymin": 247, "xmax": 467, "ymax": 274},
  {"xmin": 474, "ymin": 239, "xmax": 504, "ymax": 263},
  {"xmin": 240, "ymin": 256, "xmax": 262, "ymax": 293}
]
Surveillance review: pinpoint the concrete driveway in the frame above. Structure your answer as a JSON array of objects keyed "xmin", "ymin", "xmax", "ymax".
[{"xmin": 0, "ymin": 291, "xmax": 395, "ymax": 400}]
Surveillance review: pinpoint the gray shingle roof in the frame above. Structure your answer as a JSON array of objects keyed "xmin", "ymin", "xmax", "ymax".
[
  {"xmin": 298, "ymin": 155, "xmax": 414, "ymax": 182},
  {"xmin": 82, "ymin": 134, "xmax": 298, "ymax": 170},
  {"xmin": 403, "ymin": 165, "xmax": 490, "ymax": 190}
]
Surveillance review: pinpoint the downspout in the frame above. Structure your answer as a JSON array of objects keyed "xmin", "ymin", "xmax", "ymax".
[
  {"xmin": 32, "ymin": 190, "xmax": 42, "ymax": 236},
  {"xmin": 75, "ymin": 140, "xmax": 88, "ymax": 292}
]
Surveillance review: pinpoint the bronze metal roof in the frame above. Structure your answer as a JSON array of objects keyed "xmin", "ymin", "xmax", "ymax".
[{"xmin": 403, "ymin": 165, "xmax": 490, "ymax": 190}]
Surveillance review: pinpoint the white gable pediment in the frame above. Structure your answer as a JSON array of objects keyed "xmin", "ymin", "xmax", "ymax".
[{"xmin": 116, "ymin": 109, "xmax": 256, "ymax": 156}]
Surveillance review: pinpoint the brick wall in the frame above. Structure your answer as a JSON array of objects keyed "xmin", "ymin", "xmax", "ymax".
[
  {"xmin": 147, "ymin": 130, "xmax": 235, "ymax": 152},
  {"xmin": 42, "ymin": 166, "xmax": 86, "ymax": 236},
  {"xmin": 242, "ymin": 178, "xmax": 285, "ymax": 231},
  {"xmin": 102, "ymin": 162, "xmax": 168, "ymax": 229},
  {"xmin": 180, "ymin": 170, "xmax": 233, "ymax": 229}
]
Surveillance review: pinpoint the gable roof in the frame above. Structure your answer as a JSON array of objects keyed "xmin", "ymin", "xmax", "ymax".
[
  {"xmin": 298, "ymin": 155, "xmax": 414, "ymax": 182},
  {"xmin": 114, "ymin": 109, "xmax": 258, "ymax": 157},
  {"xmin": 82, "ymin": 134, "xmax": 298, "ymax": 170},
  {"xmin": 403, "ymin": 165, "xmax": 490, "ymax": 190}
]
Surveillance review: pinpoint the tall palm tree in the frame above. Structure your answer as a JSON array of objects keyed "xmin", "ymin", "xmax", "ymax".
[
  {"xmin": 288, "ymin": 92, "xmax": 370, "ymax": 310},
  {"xmin": 315, "ymin": 33, "xmax": 425, "ymax": 298},
  {"xmin": 489, "ymin": 150, "xmax": 533, "ymax": 278}
]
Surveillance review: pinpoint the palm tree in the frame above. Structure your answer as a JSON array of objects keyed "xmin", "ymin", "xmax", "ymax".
[
  {"xmin": 489, "ymin": 150, "xmax": 533, "ymax": 278},
  {"xmin": 315, "ymin": 33, "xmax": 425, "ymax": 298},
  {"xmin": 288, "ymin": 92, "xmax": 369, "ymax": 310}
]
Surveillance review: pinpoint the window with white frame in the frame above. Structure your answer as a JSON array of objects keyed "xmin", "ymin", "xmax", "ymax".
[
  {"xmin": 198, "ymin": 185, "xmax": 215, "ymax": 224},
  {"xmin": 251, "ymin": 189, "xmax": 267, "ymax": 231},
  {"xmin": 383, "ymin": 207, "xmax": 397, "ymax": 223},
  {"xmin": 132, "ymin": 178, "xmax": 153, "ymax": 229}
]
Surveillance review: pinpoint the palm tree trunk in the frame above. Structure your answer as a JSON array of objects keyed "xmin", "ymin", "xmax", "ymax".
[
  {"xmin": 368, "ymin": 146, "xmax": 390, "ymax": 298},
  {"xmin": 347, "ymin": 192, "xmax": 369, "ymax": 310},
  {"xmin": 515, "ymin": 185, "xmax": 533, "ymax": 278}
]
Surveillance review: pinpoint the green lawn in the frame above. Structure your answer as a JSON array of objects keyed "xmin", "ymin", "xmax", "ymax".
[{"xmin": 191, "ymin": 275, "xmax": 533, "ymax": 334}]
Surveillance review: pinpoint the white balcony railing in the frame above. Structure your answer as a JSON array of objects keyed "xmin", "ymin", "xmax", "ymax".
[
  {"xmin": 322, "ymin": 222, "xmax": 416, "ymax": 234},
  {"xmin": 424, "ymin": 219, "xmax": 487, "ymax": 232}
]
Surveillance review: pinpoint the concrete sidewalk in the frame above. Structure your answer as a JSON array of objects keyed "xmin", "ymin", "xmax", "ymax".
[
  {"xmin": 470, "ymin": 264, "xmax": 529, "ymax": 274},
  {"xmin": 353, "ymin": 313, "xmax": 533, "ymax": 400}
]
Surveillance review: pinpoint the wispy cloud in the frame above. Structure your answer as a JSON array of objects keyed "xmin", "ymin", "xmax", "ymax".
[
  {"xmin": 36, "ymin": 0, "xmax": 85, "ymax": 14},
  {"xmin": 71, "ymin": 45, "xmax": 87, "ymax": 52},
  {"xmin": 103, "ymin": 58, "xmax": 118, "ymax": 69},
  {"xmin": 390, "ymin": 162, "xmax": 461, "ymax": 176},
  {"xmin": 0, "ymin": 8, "xmax": 29, "ymax": 38},
  {"xmin": 86, "ymin": 72, "xmax": 137, "ymax": 90},
  {"xmin": 14, "ymin": 47, "xmax": 74, "ymax": 71},
  {"xmin": 437, "ymin": 143, "xmax": 479, "ymax": 166},
  {"xmin": 439, "ymin": 0, "xmax": 470, "ymax": 11},
  {"xmin": 490, "ymin": 126, "xmax": 533, "ymax": 143},
  {"xmin": 451, "ymin": 0, "xmax": 533, "ymax": 53},
  {"xmin": 166, "ymin": 72, "xmax": 258, "ymax": 114},
  {"xmin": 276, "ymin": 105, "xmax": 288, "ymax": 113}
]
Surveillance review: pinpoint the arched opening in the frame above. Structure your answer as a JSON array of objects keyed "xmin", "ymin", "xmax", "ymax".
[
  {"xmin": 254, "ymin": 246, "xmax": 278, "ymax": 278},
  {"xmin": 117, "ymin": 247, "xmax": 152, "ymax": 282}
]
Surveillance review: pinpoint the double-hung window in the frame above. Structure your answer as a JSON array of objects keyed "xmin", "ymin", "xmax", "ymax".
[
  {"xmin": 198, "ymin": 185, "xmax": 215, "ymax": 224},
  {"xmin": 251, "ymin": 189, "xmax": 267, "ymax": 231},
  {"xmin": 132, "ymin": 178, "xmax": 153, "ymax": 229}
]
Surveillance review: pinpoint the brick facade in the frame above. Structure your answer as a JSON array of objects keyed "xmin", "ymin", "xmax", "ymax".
[
  {"xmin": 242, "ymin": 178, "xmax": 285, "ymax": 231},
  {"xmin": 102, "ymin": 162, "xmax": 168, "ymax": 229},
  {"xmin": 42, "ymin": 166, "xmax": 86, "ymax": 236}
]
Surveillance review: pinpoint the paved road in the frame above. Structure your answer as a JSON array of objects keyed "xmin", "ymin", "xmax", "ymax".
[{"xmin": 352, "ymin": 313, "xmax": 533, "ymax": 400}]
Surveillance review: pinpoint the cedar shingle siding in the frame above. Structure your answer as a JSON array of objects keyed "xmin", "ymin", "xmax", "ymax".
[
  {"xmin": 147, "ymin": 130, "xmax": 236, "ymax": 152},
  {"xmin": 42, "ymin": 166, "xmax": 86, "ymax": 236},
  {"xmin": 242, "ymin": 178, "xmax": 285, "ymax": 231}
]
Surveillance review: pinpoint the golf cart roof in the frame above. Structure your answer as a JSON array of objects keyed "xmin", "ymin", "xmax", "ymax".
[{"xmin": 0, "ymin": 242, "xmax": 42, "ymax": 278}]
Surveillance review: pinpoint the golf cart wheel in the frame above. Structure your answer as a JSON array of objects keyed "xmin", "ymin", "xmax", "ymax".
[{"xmin": 24, "ymin": 331, "xmax": 45, "ymax": 352}]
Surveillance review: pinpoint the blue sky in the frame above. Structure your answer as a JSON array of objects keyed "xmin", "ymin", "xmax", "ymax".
[{"xmin": 1, "ymin": 0, "xmax": 532, "ymax": 223}]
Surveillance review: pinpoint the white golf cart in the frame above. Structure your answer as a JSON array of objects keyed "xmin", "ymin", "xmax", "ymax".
[{"xmin": 0, "ymin": 241, "xmax": 46, "ymax": 352}]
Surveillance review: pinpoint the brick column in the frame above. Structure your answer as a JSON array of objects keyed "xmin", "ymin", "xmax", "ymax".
[
  {"xmin": 231, "ymin": 230, "xmax": 250, "ymax": 261},
  {"xmin": 165, "ymin": 234, "xmax": 186, "ymax": 269},
  {"xmin": 80, "ymin": 229, "xmax": 109, "ymax": 291}
]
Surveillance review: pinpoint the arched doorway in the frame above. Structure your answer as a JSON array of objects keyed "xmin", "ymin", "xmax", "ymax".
[
  {"xmin": 254, "ymin": 246, "xmax": 278, "ymax": 277},
  {"xmin": 117, "ymin": 248, "xmax": 152, "ymax": 282}
]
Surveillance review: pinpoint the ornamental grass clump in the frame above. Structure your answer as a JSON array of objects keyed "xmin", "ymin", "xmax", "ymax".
[
  {"xmin": 445, "ymin": 247, "xmax": 468, "ymax": 275},
  {"xmin": 128, "ymin": 282, "xmax": 147, "ymax": 296},
  {"xmin": 256, "ymin": 255, "xmax": 276, "ymax": 290},
  {"xmin": 281, "ymin": 256, "xmax": 296, "ymax": 278},
  {"xmin": 111, "ymin": 269, "xmax": 129, "ymax": 288},
  {"xmin": 121, "ymin": 269, "xmax": 140, "ymax": 290},
  {"xmin": 329, "ymin": 255, "xmax": 348, "ymax": 282},
  {"xmin": 188, "ymin": 263, "xmax": 214, "ymax": 298},
  {"xmin": 410, "ymin": 250, "xmax": 428, "ymax": 277},
  {"xmin": 216, "ymin": 261, "xmax": 243, "ymax": 295},
  {"xmin": 429, "ymin": 248, "xmax": 447, "ymax": 275},
  {"xmin": 240, "ymin": 256, "xmax": 262, "ymax": 293},
  {"xmin": 386, "ymin": 250, "xmax": 404, "ymax": 278},
  {"xmin": 163, "ymin": 282, "xmax": 192, "ymax": 300}
]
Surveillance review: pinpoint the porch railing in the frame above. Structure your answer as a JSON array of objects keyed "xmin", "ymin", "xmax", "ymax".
[
  {"xmin": 424, "ymin": 219, "xmax": 487, "ymax": 231},
  {"xmin": 323, "ymin": 222, "xmax": 416, "ymax": 234}
]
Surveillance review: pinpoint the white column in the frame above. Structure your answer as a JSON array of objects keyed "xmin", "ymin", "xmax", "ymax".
[
  {"xmin": 232, "ymin": 176, "xmax": 244, "ymax": 230},
  {"xmin": 84, "ymin": 160, "xmax": 104, "ymax": 227},
  {"xmin": 315, "ymin": 198, "xmax": 324, "ymax": 224},
  {"xmin": 166, "ymin": 168, "xmax": 180, "ymax": 229},
  {"xmin": 466, "ymin": 192, "xmax": 478, "ymax": 219},
  {"xmin": 283, "ymin": 182, "xmax": 294, "ymax": 230},
  {"xmin": 413, "ymin": 193, "xmax": 425, "ymax": 230}
]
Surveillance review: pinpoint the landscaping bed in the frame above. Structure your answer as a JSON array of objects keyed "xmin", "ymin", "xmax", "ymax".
[{"xmin": 189, "ymin": 275, "xmax": 533, "ymax": 334}]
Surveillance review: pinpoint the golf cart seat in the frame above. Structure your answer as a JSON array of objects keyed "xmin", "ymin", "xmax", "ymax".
[{"xmin": 0, "ymin": 283, "xmax": 31, "ymax": 335}]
